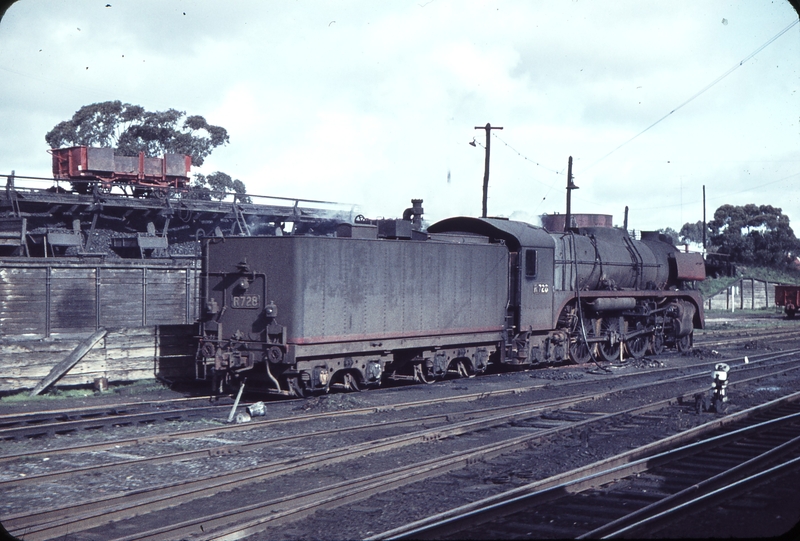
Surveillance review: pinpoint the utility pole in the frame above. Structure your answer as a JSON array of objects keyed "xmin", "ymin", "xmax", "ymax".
[
  {"xmin": 702, "ymin": 185, "xmax": 707, "ymax": 251},
  {"xmin": 564, "ymin": 156, "xmax": 579, "ymax": 231},
  {"xmin": 475, "ymin": 123, "xmax": 503, "ymax": 218}
]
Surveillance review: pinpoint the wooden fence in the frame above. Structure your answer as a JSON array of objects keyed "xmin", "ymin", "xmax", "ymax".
[
  {"xmin": 0, "ymin": 258, "xmax": 200, "ymax": 393},
  {"xmin": 704, "ymin": 277, "xmax": 784, "ymax": 312}
]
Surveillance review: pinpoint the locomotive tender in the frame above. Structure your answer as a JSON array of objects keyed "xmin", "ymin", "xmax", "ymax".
[{"xmin": 196, "ymin": 210, "xmax": 705, "ymax": 396}]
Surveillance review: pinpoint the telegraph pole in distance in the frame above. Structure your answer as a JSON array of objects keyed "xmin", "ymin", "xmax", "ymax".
[
  {"xmin": 475, "ymin": 123, "xmax": 503, "ymax": 218},
  {"xmin": 703, "ymin": 185, "xmax": 707, "ymax": 251}
]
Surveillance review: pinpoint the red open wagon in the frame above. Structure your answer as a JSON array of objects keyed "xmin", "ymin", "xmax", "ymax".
[
  {"xmin": 50, "ymin": 146, "xmax": 191, "ymax": 196},
  {"xmin": 775, "ymin": 284, "xmax": 800, "ymax": 318}
]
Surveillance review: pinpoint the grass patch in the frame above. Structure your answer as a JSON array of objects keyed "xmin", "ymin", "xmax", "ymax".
[
  {"xmin": 0, "ymin": 379, "xmax": 170, "ymax": 403},
  {"xmin": 1, "ymin": 387, "xmax": 97, "ymax": 402}
]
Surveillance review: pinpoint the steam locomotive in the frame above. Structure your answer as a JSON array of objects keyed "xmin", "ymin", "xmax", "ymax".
[{"xmin": 196, "ymin": 203, "xmax": 705, "ymax": 396}]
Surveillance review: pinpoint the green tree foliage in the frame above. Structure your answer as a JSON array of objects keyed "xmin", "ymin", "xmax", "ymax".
[
  {"xmin": 45, "ymin": 100, "xmax": 229, "ymax": 167},
  {"xmin": 707, "ymin": 204, "xmax": 800, "ymax": 267},
  {"xmin": 656, "ymin": 227, "xmax": 680, "ymax": 245},
  {"xmin": 191, "ymin": 172, "xmax": 251, "ymax": 203},
  {"xmin": 679, "ymin": 220, "xmax": 709, "ymax": 245}
]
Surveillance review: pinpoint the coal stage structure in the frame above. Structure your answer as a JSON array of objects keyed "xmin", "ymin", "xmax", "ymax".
[
  {"xmin": 0, "ymin": 171, "xmax": 354, "ymax": 260},
  {"xmin": 0, "ymin": 169, "xmax": 357, "ymax": 394}
]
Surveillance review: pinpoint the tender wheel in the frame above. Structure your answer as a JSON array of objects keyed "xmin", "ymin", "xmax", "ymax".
[
  {"xmin": 677, "ymin": 333, "xmax": 692, "ymax": 353},
  {"xmin": 597, "ymin": 316, "xmax": 621, "ymax": 362},
  {"xmin": 454, "ymin": 359, "xmax": 474, "ymax": 378},
  {"xmin": 343, "ymin": 372, "xmax": 361, "ymax": 392},
  {"xmin": 286, "ymin": 376, "xmax": 309, "ymax": 398},
  {"xmin": 625, "ymin": 322, "xmax": 649, "ymax": 360},
  {"xmin": 413, "ymin": 363, "xmax": 434, "ymax": 384}
]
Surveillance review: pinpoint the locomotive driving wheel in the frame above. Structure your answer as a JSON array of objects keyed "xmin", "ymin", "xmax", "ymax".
[
  {"xmin": 597, "ymin": 316, "xmax": 621, "ymax": 362},
  {"xmin": 568, "ymin": 317, "xmax": 595, "ymax": 364},
  {"xmin": 677, "ymin": 333, "xmax": 692, "ymax": 353},
  {"xmin": 624, "ymin": 320, "xmax": 649, "ymax": 359},
  {"xmin": 650, "ymin": 332, "xmax": 665, "ymax": 355}
]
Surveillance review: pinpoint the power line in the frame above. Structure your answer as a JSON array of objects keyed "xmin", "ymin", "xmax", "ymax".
[
  {"xmin": 492, "ymin": 133, "xmax": 563, "ymax": 176},
  {"xmin": 583, "ymin": 18, "xmax": 800, "ymax": 172},
  {"xmin": 488, "ymin": 132, "xmax": 568, "ymax": 211},
  {"xmin": 633, "ymin": 169, "xmax": 800, "ymax": 211}
]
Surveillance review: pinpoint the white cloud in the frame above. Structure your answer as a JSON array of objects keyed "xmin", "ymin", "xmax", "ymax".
[{"xmin": 0, "ymin": 0, "xmax": 797, "ymax": 232}]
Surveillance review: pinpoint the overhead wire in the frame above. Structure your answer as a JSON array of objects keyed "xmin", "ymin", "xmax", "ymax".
[
  {"xmin": 632, "ymin": 170, "xmax": 800, "ymax": 212},
  {"xmin": 580, "ymin": 18, "xmax": 800, "ymax": 173},
  {"xmin": 483, "ymin": 18, "xmax": 800, "ymax": 217},
  {"xmin": 489, "ymin": 132, "xmax": 567, "ymax": 211},
  {"xmin": 492, "ymin": 134, "xmax": 563, "ymax": 176}
]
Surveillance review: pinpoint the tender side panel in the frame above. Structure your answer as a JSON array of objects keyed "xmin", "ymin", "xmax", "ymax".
[{"xmin": 290, "ymin": 237, "xmax": 508, "ymax": 345}]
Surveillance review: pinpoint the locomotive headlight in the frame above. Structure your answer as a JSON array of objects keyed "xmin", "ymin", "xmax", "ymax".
[{"xmin": 236, "ymin": 277, "xmax": 250, "ymax": 290}]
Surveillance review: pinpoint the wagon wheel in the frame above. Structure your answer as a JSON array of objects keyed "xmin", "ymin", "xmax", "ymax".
[
  {"xmin": 569, "ymin": 317, "xmax": 595, "ymax": 364},
  {"xmin": 597, "ymin": 316, "xmax": 621, "ymax": 362},
  {"xmin": 677, "ymin": 333, "xmax": 692, "ymax": 353},
  {"xmin": 625, "ymin": 321, "xmax": 649, "ymax": 360}
]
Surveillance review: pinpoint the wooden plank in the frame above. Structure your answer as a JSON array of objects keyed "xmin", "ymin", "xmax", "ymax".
[
  {"xmin": 29, "ymin": 328, "xmax": 108, "ymax": 396},
  {"xmin": 0, "ymin": 325, "xmax": 199, "ymax": 392},
  {"xmin": 0, "ymin": 267, "xmax": 47, "ymax": 336},
  {"xmin": 50, "ymin": 268, "xmax": 97, "ymax": 332}
]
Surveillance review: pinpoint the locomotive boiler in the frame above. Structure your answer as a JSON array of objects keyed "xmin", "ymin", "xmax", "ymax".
[{"xmin": 196, "ymin": 211, "xmax": 704, "ymax": 396}]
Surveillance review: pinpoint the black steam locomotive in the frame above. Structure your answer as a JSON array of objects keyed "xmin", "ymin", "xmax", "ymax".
[{"xmin": 196, "ymin": 205, "xmax": 705, "ymax": 396}]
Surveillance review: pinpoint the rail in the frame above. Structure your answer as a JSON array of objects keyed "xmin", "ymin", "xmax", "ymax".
[
  {"xmin": 6, "ymin": 352, "xmax": 800, "ymax": 540},
  {"xmin": 372, "ymin": 391, "xmax": 800, "ymax": 540}
]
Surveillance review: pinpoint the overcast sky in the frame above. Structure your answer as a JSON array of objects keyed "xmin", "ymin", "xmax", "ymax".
[{"xmin": 1, "ymin": 1, "xmax": 798, "ymax": 233}]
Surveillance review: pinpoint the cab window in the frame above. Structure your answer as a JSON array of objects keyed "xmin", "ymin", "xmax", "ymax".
[{"xmin": 525, "ymin": 249, "xmax": 537, "ymax": 278}]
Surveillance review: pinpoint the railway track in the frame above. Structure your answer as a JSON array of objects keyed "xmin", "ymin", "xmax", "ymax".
[
  {"xmin": 1, "ymin": 347, "xmax": 795, "ymax": 468},
  {"xmin": 694, "ymin": 326, "xmax": 800, "ymax": 349},
  {"xmin": 0, "ymin": 395, "xmax": 234, "ymax": 440},
  {"xmin": 376, "ymin": 395, "xmax": 800, "ymax": 540},
  {"xmin": 0, "ymin": 321, "xmax": 789, "ymax": 442},
  {"xmin": 5, "ymin": 349, "xmax": 800, "ymax": 540}
]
